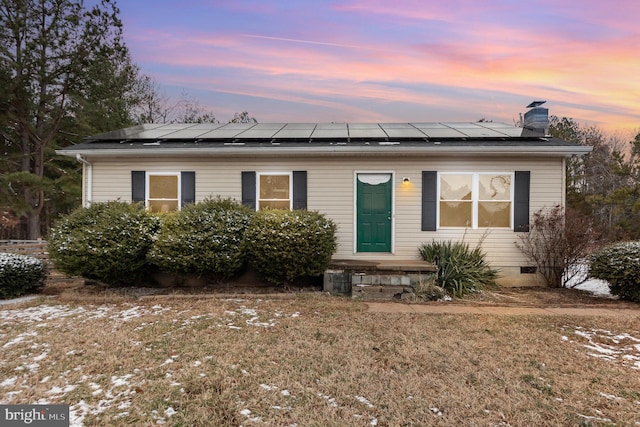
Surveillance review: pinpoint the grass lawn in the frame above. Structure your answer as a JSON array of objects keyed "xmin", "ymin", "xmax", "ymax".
[{"xmin": 1, "ymin": 291, "xmax": 639, "ymax": 426}]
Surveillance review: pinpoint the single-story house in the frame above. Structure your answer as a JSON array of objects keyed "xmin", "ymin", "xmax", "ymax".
[{"xmin": 57, "ymin": 119, "xmax": 591, "ymax": 286}]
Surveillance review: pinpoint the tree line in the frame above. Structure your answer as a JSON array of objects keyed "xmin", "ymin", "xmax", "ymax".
[
  {"xmin": 0, "ymin": 0, "xmax": 255, "ymax": 240},
  {"xmin": 550, "ymin": 116, "xmax": 640, "ymax": 241}
]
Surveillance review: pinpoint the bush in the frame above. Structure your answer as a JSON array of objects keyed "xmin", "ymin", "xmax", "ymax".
[
  {"xmin": 245, "ymin": 210, "xmax": 337, "ymax": 286},
  {"xmin": 418, "ymin": 240, "xmax": 498, "ymax": 297},
  {"xmin": 517, "ymin": 205, "xmax": 600, "ymax": 287},
  {"xmin": 147, "ymin": 197, "xmax": 254, "ymax": 280},
  {"xmin": 589, "ymin": 242, "xmax": 640, "ymax": 302},
  {"xmin": 48, "ymin": 201, "xmax": 160, "ymax": 285},
  {"xmin": 0, "ymin": 253, "xmax": 47, "ymax": 299}
]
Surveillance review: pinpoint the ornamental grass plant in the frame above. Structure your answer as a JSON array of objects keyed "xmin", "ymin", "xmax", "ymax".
[{"xmin": 419, "ymin": 240, "xmax": 498, "ymax": 297}]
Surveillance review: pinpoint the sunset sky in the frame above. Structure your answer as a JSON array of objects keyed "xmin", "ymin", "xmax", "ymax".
[{"xmin": 118, "ymin": 0, "xmax": 639, "ymax": 135}]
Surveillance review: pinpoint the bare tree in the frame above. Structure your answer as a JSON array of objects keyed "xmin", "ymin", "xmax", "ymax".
[{"xmin": 517, "ymin": 205, "xmax": 602, "ymax": 287}]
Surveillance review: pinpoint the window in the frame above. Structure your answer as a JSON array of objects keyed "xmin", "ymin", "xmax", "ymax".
[
  {"xmin": 258, "ymin": 173, "xmax": 291, "ymax": 210},
  {"xmin": 439, "ymin": 173, "xmax": 512, "ymax": 228},
  {"xmin": 148, "ymin": 173, "xmax": 179, "ymax": 213}
]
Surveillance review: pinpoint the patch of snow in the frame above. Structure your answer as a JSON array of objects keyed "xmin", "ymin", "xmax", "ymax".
[
  {"xmin": 240, "ymin": 308, "xmax": 258, "ymax": 316},
  {"xmin": 599, "ymin": 392, "xmax": 623, "ymax": 401},
  {"xmin": 3, "ymin": 331, "xmax": 38, "ymax": 348},
  {"xmin": 0, "ymin": 296, "xmax": 39, "ymax": 306},
  {"xmin": 356, "ymin": 395, "xmax": 374, "ymax": 408},
  {"xmin": 111, "ymin": 374, "xmax": 133, "ymax": 387},
  {"xmin": 33, "ymin": 351, "xmax": 48, "ymax": 362},
  {"xmin": 0, "ymin": 377, "xmax": 17, "ymax": 387},
  {"xmin": 318, "ymin": 393, "xmax": 338, "ymax": 407},
  {"xmin": 574, "ymin": 278, "xmax": 612, "ymax": 297},
  {"xmin": 569, "ymin": 327, "xmax": 640, "ymax": 370},
  {"xmin": 577, "ymin": 412, "xmax": 612, "ymax": 423}
]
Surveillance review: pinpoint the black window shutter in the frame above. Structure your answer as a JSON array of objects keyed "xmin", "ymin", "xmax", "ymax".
[
  {"xmin": 241, "ymin": 171, "xmax": 256, "ymax": 209},
  {"xmin": 422, "ymin": 171, "xmax": 437, "ymax": 231},
  {"xmin": 514, "ymin": 171, "xmax": 531, "ymax": 232},
  {"xmin": 131, "ymin": 171, "xmax": 146, "ymax": 203},
  {"xmin": 292, "ymin": 171, "xmax": 307, "ymax": 210},
  {"xmin": 181, "ymin": 171, "xmax": 196, "ymax": 207}
]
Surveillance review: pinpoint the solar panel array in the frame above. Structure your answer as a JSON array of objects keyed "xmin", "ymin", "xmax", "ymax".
[{"xmin": 88, "ymin": 122, "xmax": 524, "ymax": 141}]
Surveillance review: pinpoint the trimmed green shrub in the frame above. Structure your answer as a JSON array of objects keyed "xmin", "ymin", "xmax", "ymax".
[
  {"xmin": 48, "ymin": 201, "xmax": 160, "ymax": 285},
  {"xmin": 0, "ymin": 253, "xmax": 48, "ymax": 299},
  {"xmin": 245, "ymin": 210, "xmax": 337, "ymax": 286},
  {"xmin": 147, "ymin": 197, "xmax": 254, "ymax": 280},
  {"xmin": 419, "ymin": 240, "xmax": 498, "ymax": 297},
  {"xmin": 589, "ymin": 242, "xmax": 640, "ymax": 302}
]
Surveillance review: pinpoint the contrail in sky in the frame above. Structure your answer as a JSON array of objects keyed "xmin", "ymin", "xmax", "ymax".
[{"xmin": 240, "ymin": 34, "xmax": 377, "ymax": 51}]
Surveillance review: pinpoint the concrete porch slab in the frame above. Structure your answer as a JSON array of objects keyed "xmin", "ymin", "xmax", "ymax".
[{"xmin": 329, "ymin": 259, "xmax": 437, "ymax": 273}]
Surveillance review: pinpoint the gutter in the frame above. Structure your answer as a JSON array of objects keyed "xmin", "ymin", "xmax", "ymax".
[
  {"xmin": 57, "ymin": 145, "xmax": 593, "ymax": 159},
  {"xmin": 75, "ymin": 154, "xmax": 92, "ymax": 207}
]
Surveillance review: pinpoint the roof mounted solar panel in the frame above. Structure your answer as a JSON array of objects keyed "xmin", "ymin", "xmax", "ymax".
[
  {"xmin": 415, "ymin": 123, "xmax": 468, "ymax": 138},
  {"xmin": 197, "ymin": 123, "xmax": 258, "ymax": 139},
  {"xmin": 162, "ymin": 125, "xmax": 226, "ymax": 139},
  {"xmin": 272, "ymin": 123, "xmax": 316, "ymax": 139},
  {"xmin": 379, "ymin": 123, "xmax": 427, "ymax": 138},
  {"xmin": 128, "ymin": 128, "xmax": 194, "ymax": 139},
  {"xmin": 236, "ymin": 123, "xmax": 286, "ymax": 138},
  {"xmin": 349, "ymin": 123, "xmax": 388, "ymax": 138},
  {"xmin": 311, "ymin": 123, "xmax": 348, "ymax": 139},
  {"xmin": 87, "ymin": 123, "xmax": 166, "ymax": 140}
]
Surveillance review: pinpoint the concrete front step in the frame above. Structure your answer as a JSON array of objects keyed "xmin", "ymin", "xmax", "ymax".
[
  {"xmin": 352, "ymin": 285, "xmax": 414, "ymax": 301},
  {"xmin": 324, "ymin": 260, "xmax": 437, "ymax": 299}
]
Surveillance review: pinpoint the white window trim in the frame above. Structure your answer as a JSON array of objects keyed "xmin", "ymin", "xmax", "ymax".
[
  {"xmin": 146, "ymin": 172, "xmax": 182, "ymax": 212},
  {"xmin": 257, "ymin": 172, "xmax": 293, "ymax": 210},
  {"xmin": 437, "ymin": 172, "xmax": 513, "ymax": 229}
]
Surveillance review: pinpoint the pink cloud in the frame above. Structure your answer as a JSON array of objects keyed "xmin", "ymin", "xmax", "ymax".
[{"xmin": 122, "ymin": 1, "xmax": 639, "ymax": 134}]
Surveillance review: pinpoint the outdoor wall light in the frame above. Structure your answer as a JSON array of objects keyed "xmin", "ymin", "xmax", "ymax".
[{"xmin": 403, "ymin": 177, "xmax": 411, "ymax": 183}]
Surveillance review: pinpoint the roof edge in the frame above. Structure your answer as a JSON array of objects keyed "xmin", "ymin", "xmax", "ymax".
[{"xmin": 57, "ymin": 145, "xmax": 593, "ymax": 158}]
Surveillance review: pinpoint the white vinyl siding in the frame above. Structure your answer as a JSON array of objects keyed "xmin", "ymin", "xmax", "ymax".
[{"xmin": 87, "ymin": 155, "xmax": 564, "ymax": 278}]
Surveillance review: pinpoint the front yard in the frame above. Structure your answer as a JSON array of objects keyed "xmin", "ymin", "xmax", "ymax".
[{"xmin": 1, "ymin": 292, "xmax": 639, "ymax": 426}]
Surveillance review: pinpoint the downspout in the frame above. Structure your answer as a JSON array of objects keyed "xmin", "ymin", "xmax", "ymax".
[{"xmin": 75, "ymin": 154, "xmax": 92, "ymax": 207}]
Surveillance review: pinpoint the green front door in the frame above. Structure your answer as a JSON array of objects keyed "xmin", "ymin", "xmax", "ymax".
[{"xmin": 357, "ymin": 173, "xmax": 392, "ymax": 252}]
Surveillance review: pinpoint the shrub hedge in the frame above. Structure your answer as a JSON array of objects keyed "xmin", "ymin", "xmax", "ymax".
[
  {"xmin": 147, "ymin": 197, "xmax": 254, "ymax": 280},
  {"xmin": 48, "ymin": 200, "xmax": 339, "ymax": 287},
  {"xmin": 48, "ymin": 201, "xmax": 160, "ymax": 285},
  {"xmin": 419, "ymin": 240, "xmax": 498, "ymax": 297},
  {"xmin": 245, "ymin": 210, "xmax": 337, "ymax": 286},
  {"xmin": 0, "ymin": 253, "xmax": 48, "ymax": 299},
  {"xmin": 590, "ymin": 242, "xmax": 640, "ymax": 302}
]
